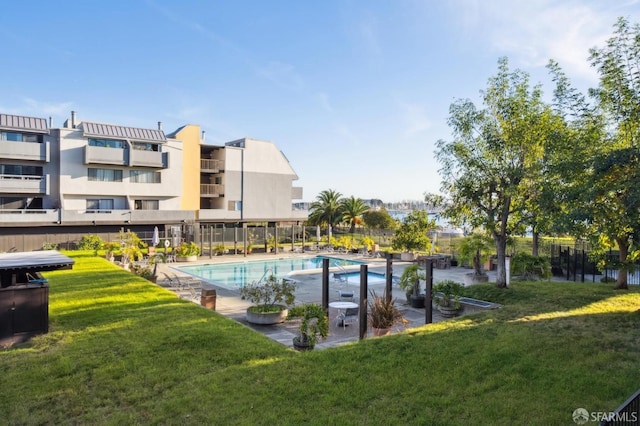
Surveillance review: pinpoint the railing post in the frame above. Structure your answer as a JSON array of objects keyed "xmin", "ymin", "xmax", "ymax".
[{"xmin": 359, "ymin": 264, "xmax": 368, "ymax": 340}]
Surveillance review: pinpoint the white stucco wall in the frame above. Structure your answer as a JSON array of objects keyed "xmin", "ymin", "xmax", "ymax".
[{"xmin": 57, "ymin": 125, "xmax": 184, "ymax": 210}]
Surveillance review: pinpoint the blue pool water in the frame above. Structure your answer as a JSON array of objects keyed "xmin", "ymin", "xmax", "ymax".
[
  {"xmin": 178, "ymin": 256, "xmax": 364, "ymax": 288},
  {"xmin": 334, "ymin": 271, "xmax": 388, "ymax": 285}
]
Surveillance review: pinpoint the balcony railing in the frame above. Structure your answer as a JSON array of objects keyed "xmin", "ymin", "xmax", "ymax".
[
  {"xmin": 130, "ymin": 150, "xmax": 167, "ymax": 168},
  {"xmin": 0, "ymin": 174, "xmax": 48, "ymax": 194},
  {"xmin": 85, "ymin": 145, "xmax": 127, "ymax": 165},
  {"xmin": 0, "ymin": 141, "xmax": 49, "ymax": 162},
  {"xmin": 0, "ymin": 209, "xmax": 59, "ymax": 224},
  {"xmin": 201, "ymin": 184, "xmax": 224, "ymax": 196},
  {"xmin": 201, "ymin": 158, "xmax": 224, "ymax": 172}
]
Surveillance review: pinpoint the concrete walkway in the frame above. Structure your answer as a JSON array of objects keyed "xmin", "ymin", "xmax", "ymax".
[{"xmin": 155, "ymin": 253, "xmax": 499, "ymax": 350}]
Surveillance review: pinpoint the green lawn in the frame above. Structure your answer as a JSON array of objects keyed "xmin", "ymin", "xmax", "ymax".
[{"xmin": 2, "ymin": 253, "xmax": 639, "ymax": 425}]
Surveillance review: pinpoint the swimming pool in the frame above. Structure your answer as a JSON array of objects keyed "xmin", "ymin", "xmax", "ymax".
[{"xmin": 178, "ymin": 256, "xmax": 364, "ymax": 289}]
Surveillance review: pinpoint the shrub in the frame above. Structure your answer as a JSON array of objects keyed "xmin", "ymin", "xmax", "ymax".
[
  {"xmin": 240, "ymin": 275, "xmax": 296, "ymax": 313},
  {"xmin": 42, "ymin": 242, "xmax": 59, "ymax": 250},
  {"xmin": 432, "ymin": 280, "xmax": 464, "ymax": 309},
  {"xmin": 78, "ymin": 234, "xmax": 104, "ymax": 251},
  {"xmin": 367, "ymin": 290, "xmax": 404, "ymax": 329},
  {"xmin": 176, "ymin": 241, "xmax": 200, "ymax": 257},
  {"xmin": 510, "ymin": 252, "xmax": 551, "ymax": 280}
]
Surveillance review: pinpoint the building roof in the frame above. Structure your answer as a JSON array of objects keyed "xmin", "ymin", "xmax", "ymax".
[
  {"xmin": 80, "ymin": 121, "xmax": 166, "ymax": 143},
  {"xmin": 0, "ymin": 114, "xmax": 49, "ymax": 134}
]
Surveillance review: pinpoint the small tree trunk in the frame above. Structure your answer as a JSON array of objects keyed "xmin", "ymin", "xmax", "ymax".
[
  {"xmin": 615, "ymin": 237, "xmax": 629, "ymax": 290},
  {"xmin": 532, "ymin": 231, "xmax": 539, "ymax": 257},
  {"xmin": 473, "ymin": 250, "xmax": 482, "ymax": 276},
  {"xmin": 494, "ymin": 235, "xmax": 508, "ymax": 288}
]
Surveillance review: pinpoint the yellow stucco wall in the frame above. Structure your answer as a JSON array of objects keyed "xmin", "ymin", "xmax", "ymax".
[{"xmin": 173, "ymin": 125, "xmax": 201, "ymax": 210}]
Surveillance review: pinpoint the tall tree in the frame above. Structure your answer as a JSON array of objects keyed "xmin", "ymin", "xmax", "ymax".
[
  {"xmin": 585, "ymin": 17, "xmax": 640, "ymax": 289},
  {"xmin": 435, "ymin": 57, "xmax": 552, "ymax": 288},
  {"xmin": 307, "ymin": 189, "xmax": 343, "ymax": 229},
  {"xmin": 339, "ymin": 196, "xmax": 369, "ymax": 233},
  {"xmin": 362, "ymin": 209, "xmax": 397, "ymax": 230}
]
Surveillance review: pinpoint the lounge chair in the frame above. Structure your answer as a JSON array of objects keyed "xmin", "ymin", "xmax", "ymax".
[{"xmin": 336, "ymin": 306, "xmax": 359, "ymax": 329}]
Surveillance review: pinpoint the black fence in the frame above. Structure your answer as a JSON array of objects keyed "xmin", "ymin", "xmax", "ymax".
[
  {"xmin": 551, "ymin": 244, "xmax": 640, "ymax": 285},
  {"xmin": 600, "ymin": 388, "xmax": 640, "ymax": 425}
]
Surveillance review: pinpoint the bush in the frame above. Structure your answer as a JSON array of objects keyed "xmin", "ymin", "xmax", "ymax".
[
  {"xmin": 510, "ymin": 252, "xmax": 551, "ymax": 280},
  {"xmin": 240, "ymin": 275, "xmax": 295, "ymax": 313},
  {"xmin": 176, "ymin": 242, "xmax": 200, "ymax": 257},
  {"xmin": 78, "ymin": 234, "xmax": 104, "ymax": 251}
]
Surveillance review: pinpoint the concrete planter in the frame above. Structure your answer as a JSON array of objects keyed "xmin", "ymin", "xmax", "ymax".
[
  {"xmin": 176, "ymin": 255, "xmax": 198, "ymax": 262},
  {"xmin": 246, "ymin": 305, "xmax": 289, "ymax": 325},
  {"xmin": 400, "ymin": 252, "xmax": 416, "ymax": 261}
]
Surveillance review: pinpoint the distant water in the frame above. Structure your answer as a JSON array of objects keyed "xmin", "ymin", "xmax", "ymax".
[{"xmin": 388, "ymin": 210, "xmax": 463, "ymax": 234}]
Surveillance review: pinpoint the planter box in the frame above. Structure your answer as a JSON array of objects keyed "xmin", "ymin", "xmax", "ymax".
[
  {"xmin": 246, "ymin": 305, "xmax": 288, "ymax": 325},
  {"xmin": 400, "ymin": 252, "xmax": 416, "ymax": 261},
  {"xmin": 176, "ymin": 255, "xmax": 198, "ymax": 262}
]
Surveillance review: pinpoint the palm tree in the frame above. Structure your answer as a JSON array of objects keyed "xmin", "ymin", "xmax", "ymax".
[
  {"xmin": 308, "ymin": 189, "xmax": 343, "ymax": 229},
  {"xmin": 340, "ymin": 196, "xmax": 369, "ymax": 233}
]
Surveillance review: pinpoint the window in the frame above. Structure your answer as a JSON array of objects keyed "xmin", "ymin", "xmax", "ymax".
[
  {"xmin": 88, "ymin": 168, "xmax": 123, "ymax": 182},
  {"xmin": 132, "ymin": 142, "xmax": 160, "ymax": 152},
  {"xmin": 0, "ymin": 164, "xmax": 42, "ymax": 176},
  {"xmin": 0, "ymin": 132, "xmax": 40, "ymax": 143},
  {"xmin": 130, "ymin": 170, "xmax": 161, "ymax": 183},
  {"xmin": 88, "ymin": 138, "xmax": 125, "ymax": 149},
  {"xmin": 228, "ymin": 201, "xmax": 242, "ymax": 211},
  {"xmin": 134, "ymin": 200, "xmax": 159, "ymax": 210},
  {"xmin": 86, "ymin": 199, "xmax": 114, "ymax": 213}
]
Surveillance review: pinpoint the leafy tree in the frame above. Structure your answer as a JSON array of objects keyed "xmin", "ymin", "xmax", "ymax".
[
  {"xmin": 435, "ymin": 57, "xmax": 553, "ymax": 288},
  {"xmin": 391, "ymin": 210, "xmax": 436, "ymax": 253},
  {"xmin": 362, "ymin": 209, "xmax": 396, "ymax": 230},
  {"xmin": 457, "ymin": 233, "xmax": 493, "ymax": 277},
  {"xmin": 546, "ymin": 18, "xmax": 640, "ymax": 289},
  {"xmin": 339, "ymin": 196, "xmax": 369, "ymax": 233},
  {"xmin": 307, "ymin": 189, "xmax": 343, "ymax": 229},
  {"xmin": 584, "ymin": 17, "xmax": 640, "ymax": 289}
]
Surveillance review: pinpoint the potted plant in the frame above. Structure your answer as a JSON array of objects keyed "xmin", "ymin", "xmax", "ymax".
[
  {"xmin": 457, "ymin": 233, "xmax": 493, "ymax": 284},
  {"xmin": 398, "ymin": 264, "xmax": 426, "ymax": 308},
  {"xmin": 288, "ymin": 303, "xmax": 329, "ymax": 351},
  {"xmin": 367, "ymin": 290, "xmax": 405, "ymax": 336},
  {"xmin": 240, "ymin": 275, "xmax": 296, "ymax": 325},
  {"xmin": 432, "ymin": 280, "xmax": 464, "ymax": 318},
  {"xmin": 391, "ymin": 210, "xmax": 437, "ymax": 261},
  {"xmin": 213, "ymin": 244, "xmax": 225, "ymax": 256},
  {"xmin": 176, "ymin": 241, "xmax": 200, "ymax": 262}
]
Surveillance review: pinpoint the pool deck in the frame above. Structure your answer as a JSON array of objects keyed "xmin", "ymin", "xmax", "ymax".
[{"xmin": 156, "ymin": 252, "xmax": 499, "ymax": 350}]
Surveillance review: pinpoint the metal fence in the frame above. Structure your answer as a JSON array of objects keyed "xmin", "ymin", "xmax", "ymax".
[
  {"xmin": 551, "ymin": 244, "xmax": 640, "ymax": 285},
  {"xmin": 599, "ymin": 388, "xmax": 640, "ymax": 425}
]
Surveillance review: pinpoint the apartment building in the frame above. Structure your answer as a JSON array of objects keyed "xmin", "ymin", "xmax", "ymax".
[{"xmin": 0, "ymin": 111, "xmax": 306, "ymax": 250}]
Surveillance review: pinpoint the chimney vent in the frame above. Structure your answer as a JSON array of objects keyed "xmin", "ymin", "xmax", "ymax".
[
  {"xmin": 202, "ymin": 130, "xmax": 206, "ymax": 144},
  {"xmin": 71, "ymin": 111, "xmax": 77, "ymax": 129},
  {"xmin": 49, "ymin": 116, "xmax": 52, "ymax": 128},
  {"xmin": 158, "ymin": 121, "xmax": 162, "ymax": 131}
]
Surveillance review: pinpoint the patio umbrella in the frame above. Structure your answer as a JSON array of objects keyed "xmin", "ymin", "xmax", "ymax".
[
  {"xmin": 316, "ymin": 225, "xmax": 321, "ymax": 243},
  {"xmin": 152, "ymin": 226, "xmax": 160, "ymax": 247}
]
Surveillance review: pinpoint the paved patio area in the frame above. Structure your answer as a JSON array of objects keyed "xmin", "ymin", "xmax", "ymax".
[{"xmin": 156, "ymin": 253, "xmax": 499, "ymax": 350}]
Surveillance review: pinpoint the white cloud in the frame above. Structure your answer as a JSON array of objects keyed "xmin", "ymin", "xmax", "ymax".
[
  {"xmin": 256, "ymin": 61, "xmax": 305, "ymax": 91},
  {"xmin": 445, "ymin": 0, "xmax": 638, "ymax": 82},
  {"xmin": 397, "ymin": 100, "xmax": 432, "ymax": 137},
  {"xmin": 316, "ymin": 92, "xmax": 333, "ymax": 113}
]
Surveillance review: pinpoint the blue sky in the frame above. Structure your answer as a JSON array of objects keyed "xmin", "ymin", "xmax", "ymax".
[{"xmin": 2, "ymin": 1, "xmax": 639, "ymax": 203}]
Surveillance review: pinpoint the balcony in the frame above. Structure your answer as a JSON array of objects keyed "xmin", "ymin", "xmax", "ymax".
[
  {"xmin": 85, "ymin": 145, "xmax": 127, "ymax": 165},
  {"xmin": 62, "ymin": 209, "xmax": 195, "ymax": 224},
  {"xmin": 0, "ymin": 209, "xmax": 59, "ymax": 225},
  {"xmin": 130, "ymin": 150, "xmax": 167, "ymax": 168},
  {"xmin": 200, "ymin": 184, "xmax": 224, "ymax": 197},
  {"xmin": 0, "ymin": 174, "xmax": 48, "ymax": 195},
  {"xmin": 201, "ymin": 158, "xmax": 224, "ymax": 172},
  {"xmin": 0, "ymin": 141, "xmax": 49, "ymax": 162}
]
